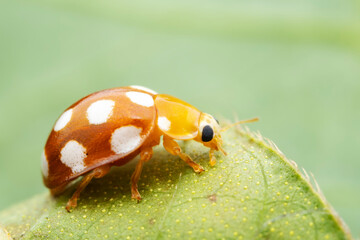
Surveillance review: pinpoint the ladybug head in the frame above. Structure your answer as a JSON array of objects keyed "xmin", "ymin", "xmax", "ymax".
[{"xmin": 196, "ymin": 113, "xmax": 226, "ymax": 155}]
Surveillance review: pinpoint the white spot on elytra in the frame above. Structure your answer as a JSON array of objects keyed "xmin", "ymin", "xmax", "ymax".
[
  {"xmin": 126, "ymin": 91, "xmax": 154, "ymax": 107},
  {"xmin": 158, "ymin": 116, "xmax": 171, "ymax": 131},
  {"xmin": 41, "ymin": 150, "xmax": 49, "ymax": 178},
  {"xmin": 60, "ymin": 140, "xmax": 87, "ymax": 173},
  {"xmin": 87, "ymin": 100, "xmax": 115, "ymax": 125},
  {"xmin": 111, "ymin": 126, "xmax": 142, "ymax": 154},
  {"xmin": 129, "ymin": 85, "xmax": 157, "ymax": 95},
  {"xmin": 54, "ymin": 109, "xmax": 73, "ymax": 131}
]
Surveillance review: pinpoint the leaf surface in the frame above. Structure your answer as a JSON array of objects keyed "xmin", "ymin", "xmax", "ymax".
[{"xmin": 0, "ymin": 127, "xmax": 352, "ymax": 239}]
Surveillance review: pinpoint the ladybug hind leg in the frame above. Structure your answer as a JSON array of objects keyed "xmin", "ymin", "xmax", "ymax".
[
  {"xmin": 66, "ymin": 165, "xmax": 110, "ymax": 212},
  {"xmin": 131, "ymin": 147, "xmax": 153, "ymax": 201}
]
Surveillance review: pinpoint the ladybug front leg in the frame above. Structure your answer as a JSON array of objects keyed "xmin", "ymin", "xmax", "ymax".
[
  {"xmin": 131, "ymin": 147, "xmax": 153, "ymax": 201},
  {"xmin": 163, "ymin": 135, "xmax": 204, "ymax": 173},
  {"xmin": 66, "ymin": 165, "xmax": 110, "ymax": 212},
  {"xmin": 209, "ymin": 149, "xmax": 216, "ymax": 167}
]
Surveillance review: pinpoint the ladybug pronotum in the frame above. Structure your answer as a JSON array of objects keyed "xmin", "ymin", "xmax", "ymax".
[{"xmin": 41, "ymin": 86, "xmax": 257, "ymax": 211}]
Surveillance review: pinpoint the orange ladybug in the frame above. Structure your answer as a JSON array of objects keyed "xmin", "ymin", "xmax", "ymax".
[{"xmin": 41, "ymin": 86, "xmax": 257, "ymax": 211}]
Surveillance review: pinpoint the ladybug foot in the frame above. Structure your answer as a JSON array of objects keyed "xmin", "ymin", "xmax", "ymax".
[
  {"xmin": 66, "ymin": 198, "xmax": 78, "ymax": 212},
  {"xmin": 131, "ymin": 189, "xmax": 142, "ymax": 202},
  {"xmin": 192, "ymin": 164, "xmax": 205, "ymax": 173}
]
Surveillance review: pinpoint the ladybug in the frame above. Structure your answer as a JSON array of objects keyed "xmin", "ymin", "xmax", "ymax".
[{"xmin": 41, "ymin": 86, "xmax": 257, "ymax": 211}]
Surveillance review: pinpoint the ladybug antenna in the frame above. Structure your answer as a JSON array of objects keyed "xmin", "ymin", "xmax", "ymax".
[{"xmin": 220, "ymin": 117, "xmax": 259, "ymax": 132}]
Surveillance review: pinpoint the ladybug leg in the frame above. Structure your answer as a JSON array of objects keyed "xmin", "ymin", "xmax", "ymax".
[
  {"xmin": 163, "ymin": 136, "xmax": 204, "ymax": 173},
  {"xmin": 209, "ymin": 149, "xmax": 216, "ymax": 167},
  {"xmin": 131, "ymin": 148, "xmax": 153, "ymax": 201},
  {"xmin": 66, "ymin": 165, "xmax": 110, "ymax": 212}
]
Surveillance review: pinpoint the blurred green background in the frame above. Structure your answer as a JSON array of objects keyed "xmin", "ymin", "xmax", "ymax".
[{"xmin": 0, "ymin": 0, "xmax": 359, "ymax": 236}]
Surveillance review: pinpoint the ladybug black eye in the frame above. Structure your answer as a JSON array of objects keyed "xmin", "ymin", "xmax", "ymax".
[{"xmin": 202, "ymin": 125, "xmax": 214, "ymax": 142}]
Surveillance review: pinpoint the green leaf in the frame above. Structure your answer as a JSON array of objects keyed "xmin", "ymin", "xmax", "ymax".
[{"xmin": 0, "ymin": 126, "xmax": 353, "ymax": 239}]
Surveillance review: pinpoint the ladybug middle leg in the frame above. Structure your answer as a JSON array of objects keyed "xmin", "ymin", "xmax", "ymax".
[
  {"xmin": 130, "ymin": 147, "xmax": 153, "ymax": 201},
  {"xmin": 66, "ymin": 165, "xmax": 110, "ymax": 212},
  {"xmin": 163, "ymin": 135, "xmax": 204, "ymax": 173}
]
